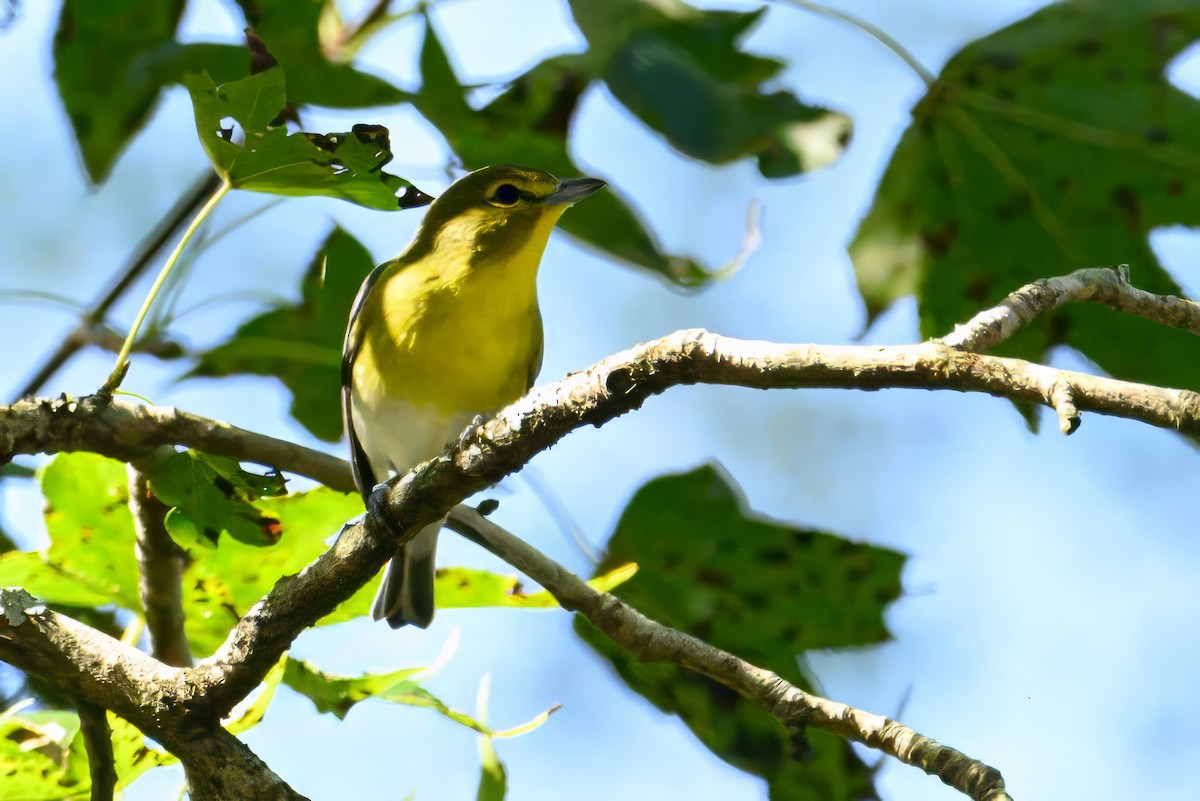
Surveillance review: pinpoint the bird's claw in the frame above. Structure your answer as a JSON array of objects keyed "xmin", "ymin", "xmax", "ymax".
[{"xmin": 367, "ymin": 482, "xmax": 400, "ymax": 536}]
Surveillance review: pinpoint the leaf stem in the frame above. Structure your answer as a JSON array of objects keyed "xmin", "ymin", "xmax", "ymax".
[
  {"xmin": 102, "ymin": 180, "xmax": 232, "ymax": 393},
  {"xmin": 779, "ymin": 0, "xmax": 936, "ymax": 87}
]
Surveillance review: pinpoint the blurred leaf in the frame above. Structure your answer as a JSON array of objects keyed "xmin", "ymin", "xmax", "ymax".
[
  {"xmin": 181, "ymin": 487, "xmax": 361, "ymax": 657},
  {"xmin": 234, "ymin": 0, "xmax": 408, "ymax": 107},
  {"xmin": 414, "ymin": 20, "xmax": 710, "ymax": 286},
  {"xmin": 576, "ymin": 464, "xmax": 904, "ymax": 800},
  {"xmin": 476, "ymin": 733, "xmax": 507, "ymax": 801},
  {"xmin": 475, "ymin": 678, "xmax": 507, "ymax": 801},
  {"xmin": 224, "ymin": 658, "xmax": 287, "ymax": 735},
  {"xmin": 107, "ymin": 712, "xmax": 176, "ymax": 788},
  {"xmin": 0, "ymin": 455, "xmax": 140, "ymax": 611},
  {"xmin": 1, "ymin": 462, "xmax": 36, "ymax": 480},
  {"xmin": 283, "ymin": 655, "xmax": 556, "ymax": 743},
  {"xmin": 0, "ymin": 553, "xmax": 107, "ymax": 608},
  {"xmin": 52, "ymin": 0, "xmax": 184, "ymax": 182},
  {"xmin": 570, "ymin": 0, "xmax": 850, "ymax": 176},
  {"xmin": 148, "ymin": 450, "xmax": 286, "ymax": 548},
  {"xmin": 0, "ymin": 703, "xmax": 174, "ymax": 801},
  {"xmin": 322, "ymin": 561, "xmax": 637, "ymax": 625},
  {"xmin": 282, "ymin": 658, "xmax": 425, "ymax": 720},
  {"xmin": 0, "ymin": 706, "xmax": 88, "ymax": 800},
  {"xmin": 478, "ymin": 562, "xmax": 637, "ymax": 608},
  {"xmin": 188, "ymin": 227, "xmax": 375, "ymax": 442},
  {"xmin": 183, "ymin": 69, "xmax": 431, "ymax": 210},
  {"xmin": 851, "ymin": 0, "xmax": 1200, "ymax": 393}
]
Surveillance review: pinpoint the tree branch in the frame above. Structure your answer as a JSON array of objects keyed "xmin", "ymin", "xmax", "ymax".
[
  {"xmin": 77, "ymin": 700, "xmax": 116, "ymax": 801},
  {"xmin": 943, "ymin": 265, "xmax": 1200, "ymax": 352},
  {"xmin": 13, "ymin": 173, "xmax": 221, "ymax": 401},
  {"xmin": 446, "ymin": 507, "xmax": 1010, "ymax": 801},
  {"xmin": 0, "ymin": 395, "xmax": 353, "ymax": 492},
  {"xmin": 0, "ymin": 607, "xmax": 305, "ymax": 801},
  {"xmin": 5, "ymin": 266, "xmax": 1199, "ymax": 798},
  {"xmin": 128, "ymin": 464, "xmax": 193, "ymax": 667}
]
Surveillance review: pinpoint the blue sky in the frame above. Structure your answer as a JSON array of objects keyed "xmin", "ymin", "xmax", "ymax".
[{"xmin": 4, "ymin": 1, "xmax": 1200, "ymax": 799}]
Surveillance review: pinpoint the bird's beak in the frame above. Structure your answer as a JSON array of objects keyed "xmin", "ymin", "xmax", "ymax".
[{"xmin": 547, "ymin": 177, "xmax": 606, "ymax": 206}]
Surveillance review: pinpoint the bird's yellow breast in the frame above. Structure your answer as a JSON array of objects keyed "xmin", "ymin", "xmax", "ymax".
[{"xmin": 351, "ymin": 207, "xmax": 559, "ymax": 418}]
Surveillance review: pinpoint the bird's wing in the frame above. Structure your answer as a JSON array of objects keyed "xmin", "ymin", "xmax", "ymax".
[
  {"xmin": 342, "ymin": 261, "xmax": 390, "ymax": 499},
  {"xmin": 525, "ymin": 307, "xmax": 545, "ymax": 391}
]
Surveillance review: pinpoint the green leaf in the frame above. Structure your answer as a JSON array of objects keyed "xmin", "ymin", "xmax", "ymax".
[
  {"xmin": 183, "ymin": 69, "xmax": 431, "ymax": 210},
  {"xmin": 52, "ymin": 0, "xmax": 185, "ymax": 182},
  {"xmin": 0, "ymin": 703, "xmax": 174, "ymax": 801},
  {"xmin": 476, "ymin": 734, "xmax": 507, "ymax": 801},
  {"xmin": 414, "ymin": 20, "xmax": 711, "ymax": 286},
  {"xmin": 319, "ymin": 562, "xmax": 637, "ymax": 626},
  {"xmin": 234, "ymin": 0, "xmax": 408, "ymax": 108},
  {"xmin": 107, "ymin": 712, "xmax": 176, "ymax": 788},
  {"xmin": 282, "ymin": 657, "xmax": 426, "ymax": 720},
  {"xmin": 474, "ymin": 678, "xmax": 507, "ymax": 801},
  {"xmin": 180, "ymin": 487, "xmax": 362, "ymax": 656},
  {"xmin": 571, "ymin": 1, "xmax": 851, "ymax": 177},
  {"xmin": 224, "ymin": 658, "xmax": 287, "ymax": 736},
  {"xmin": 851, "ymin": 0, "xmax": 1200, "ymax": 393},
  {"xmin": 188, "ymin": 226, "xmax": 375, "ymax": 442},
  {"xmin": 148, "ymin": 450, "xmax": 286, "ymax": 548},
  {"xmin": 0, "ymin": 706, "xmax": 88, "ymax": 800},
  {"xmin": 576, "ymin": 464, "xmax": 904, "ymax": 800},
  {"xmin": 0, "ymin": 455, "xmax": 141, "ymax": 611}
]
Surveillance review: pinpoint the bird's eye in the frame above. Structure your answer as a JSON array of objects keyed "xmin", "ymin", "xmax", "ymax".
[{"xmin": 491, "ymin": 184, "xmax": 520, "ymax": 206}]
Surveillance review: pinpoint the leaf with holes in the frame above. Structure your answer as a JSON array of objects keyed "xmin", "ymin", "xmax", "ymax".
[
  {"xmin": 183, "ymin": 68, "xmax": 430, "ymax": 210},
  {"xmin": 576, "ymin": 464, "xmax": 904, "ymax": 800},
  {"xmin": 148, "ymin": 450, "xmax": 286, "ymax": 548},
  {"xmin": 852, "ymin": 0, "xmax": 1200, "ymax": 398}
]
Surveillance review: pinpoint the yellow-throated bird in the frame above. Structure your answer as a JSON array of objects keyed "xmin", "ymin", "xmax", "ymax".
[{"xmin": 342, "ymin": 165, "xmax": 605, "ymax": 628}]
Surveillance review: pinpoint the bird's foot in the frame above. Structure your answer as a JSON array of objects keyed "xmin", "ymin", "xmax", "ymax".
[{"xmin": 367, "ymin": 482, "xmax": 401, "ymax": 536}]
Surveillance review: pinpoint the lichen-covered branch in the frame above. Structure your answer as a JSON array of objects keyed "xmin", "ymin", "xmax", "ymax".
[
  {"xmin": 0, "ymin": 395, "xmax": 353, "ymax": 492},
  {"xmin": 0, "ymin": 608, "xmax": 306, "ymax": 801},
  {"xmin": 943, "ymin": 265, "xmax": 1200, "ymax": 352}
]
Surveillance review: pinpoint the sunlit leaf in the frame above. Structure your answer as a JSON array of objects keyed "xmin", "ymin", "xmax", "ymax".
[
  {"xmin": 183, "ymin": 69, "xmax": 431, "ymax": 210},
  {"xmin": 181, "ymin": 487, "xmax": 361, "ymax": 657},
  {"xmin": 0, "ymin": 455, "xmax": 140, "ymax": 611},
  {"xmin": 148, "ymin": 450, "xmax": 286, "ymax": 548}
]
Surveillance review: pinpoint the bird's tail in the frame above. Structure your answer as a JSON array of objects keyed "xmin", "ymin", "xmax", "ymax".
[{"xmin": 371, "ymin": 520, "xmax": 441, "ymax": 629}]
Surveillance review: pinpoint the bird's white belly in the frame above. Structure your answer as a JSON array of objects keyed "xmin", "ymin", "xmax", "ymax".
[{"xmin": 351, "ymin": 389, "xmax": 475, "ymax": 482}]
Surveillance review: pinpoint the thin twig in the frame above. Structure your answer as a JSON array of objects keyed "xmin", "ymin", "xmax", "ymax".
[
  {"xmin": 13, "ymin": 173, "xmax": 221, "ymax": 401},
  {"xmin": 943, "ymin": 265, "xmax": 1200, "ymax": 352},
  {"xmin": 779, "ymin": 0, "xmax": 937, "ymax": 86},
  {"xmin": 103, "ymin": 180, "xmax": 232, "ymax": 392},
  {"xmin": 446, "ymin": 507, "xmax": 1010, "ymax": 801}
]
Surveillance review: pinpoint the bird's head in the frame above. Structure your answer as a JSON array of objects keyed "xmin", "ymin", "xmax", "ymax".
[{"xmin": 411, "ymin": 165, "xmax": 606, "ymax": 262}]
